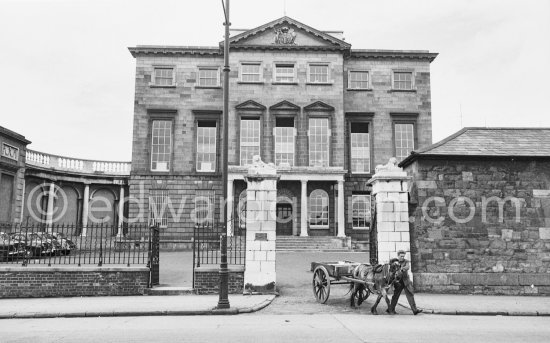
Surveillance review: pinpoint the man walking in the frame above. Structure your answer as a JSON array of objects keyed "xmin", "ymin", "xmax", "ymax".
[{"xmin": 388, "ymin": 250, "xmax": 422, "ymax": 315}]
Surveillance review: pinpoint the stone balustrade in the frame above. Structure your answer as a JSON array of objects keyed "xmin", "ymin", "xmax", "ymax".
[{"xmin": 25, "ymin": 149, "xmax": 131, "ymax": 176}]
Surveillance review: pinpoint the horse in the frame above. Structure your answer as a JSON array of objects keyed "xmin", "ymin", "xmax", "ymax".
[{"xmin": 350, "ymin": 260, "xmax": 402, "ymax": 315}]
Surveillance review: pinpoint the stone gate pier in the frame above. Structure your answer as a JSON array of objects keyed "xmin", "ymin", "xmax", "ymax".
[
  {"xmin": 368, "ymin": 158, "xmax": 412, "ymax": 264},
  {"xmin": 243, "ymin": 156, "xmax": 278, "ymax": 294}
]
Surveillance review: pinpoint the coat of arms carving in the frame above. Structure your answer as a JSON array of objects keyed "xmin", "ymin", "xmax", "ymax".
[{"xmin": 273, "ymin": 26, "xmax": 297, "ymax": 45}]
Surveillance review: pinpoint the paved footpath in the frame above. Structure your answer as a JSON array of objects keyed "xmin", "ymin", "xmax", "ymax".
[
  {"xmin": 0, "ymin": 294, "xmax": 275, "ymax": 319},
  {"xmin": 398, "ymin": 293, "xmax": 550, "ymax": 316}
]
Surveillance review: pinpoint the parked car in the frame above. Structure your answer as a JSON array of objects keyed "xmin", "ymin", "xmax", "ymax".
[
  {"xmin": 10, "ymin": 233, "xmax": 54, "ymax": 257},
  {"xmin": 1, "ymin": 232, "xmax": 31, "ymax": 260},
  {"xmin": 32, "ymin": 232, "xmax": 64, "ymax": 256},
  {"xmin": 51, "ymin": 232, "xmax": 76, "ymax": 255}
]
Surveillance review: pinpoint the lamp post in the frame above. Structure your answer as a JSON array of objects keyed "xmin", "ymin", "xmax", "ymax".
[{"xmin": 217, "ymin": 0, "xmax": 231, "ymax": 310}]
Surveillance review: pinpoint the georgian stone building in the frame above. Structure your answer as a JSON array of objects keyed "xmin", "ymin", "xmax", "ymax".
[{"xmin": 128, "ymin": 16, "xmax": 437, "ymax": 246}]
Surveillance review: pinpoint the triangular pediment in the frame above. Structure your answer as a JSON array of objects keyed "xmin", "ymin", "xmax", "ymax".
[
  {"xmin": 304, "ymin": 101, "xmax": 334, "ymax": 112},
  {"xmin": 225, "ymin": 16, "xmax": 350, "ymax": 50},
  {"xmin": 235, "ymin": 100, "xmax": 266, "ymax": 111},
  {"xmin": 269, "ymin": 100, "xmax": 300, "ymax": 111}
]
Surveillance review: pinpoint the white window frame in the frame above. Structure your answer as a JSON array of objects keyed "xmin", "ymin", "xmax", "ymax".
[
  {"xmin": 350, "ymin": 122, "xmax": 370, "ymax": 174},
  {"xmin": 308, "ymin": 118, "xmax": 330, "ymax": 167},
  {"xmin": 309, "ymin": 189, "xmax": 329, "ymax": 228},
  {"xmin": 240, "ymin": 118, "xmax": 261, "ymax": 166},
  {"xmin": 150, "ymin": 120, "xmax": 172, "ymax": 172},
  {"xmin": 392, "ymin": 71, "xmax": 414, "ymax": 90},
  {"xmin": 273, "ymin": 63, "xmax": 297, "ymax": 83},
  {"xmin": 352, "ymin": 194, "xmax": 371, "ymax": 229},
  {"xmin": 307, "ymin": 63, "xmax": 330, "ymax": 84},
  {"xmin": 239, "ymin": 62, "xmax": 262, "ymax": 83},
  {"xmin": 394, "ymin": 122, "xmax": 415, "ymax": 162},
  {"xmin": 196, "ymin": 121, "xmax": 217, "ymax": 172},
  {"xmin": 152, "ymin": 66, "xmax": 175, "ymax": 87},
  {"xmin": 348, "ymin": 70, "xmax": 370, "ymax": 89},
  {"xmin": 274, "ymin": 120, "xmax": 296, "ymax": 167},
  {"xmin": 198, "ymin": 67, "xmax": 221, "ymax": 87},
  {"xmin": 149, "ymin": 189, "xmax": 169, "ymax": 228}
]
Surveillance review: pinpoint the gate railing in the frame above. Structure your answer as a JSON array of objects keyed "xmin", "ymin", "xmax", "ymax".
[
  {"xmin": 0, "ymin": 222, "xmax": 152, "ymax": 267},
  {"xmin": 192, "ymin": 222, "xmax": 246, "ymax": 268}
]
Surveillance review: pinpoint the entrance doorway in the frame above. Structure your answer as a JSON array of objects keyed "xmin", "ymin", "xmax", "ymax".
[{"xmin": 276, "ymin": 203, "xmax": 293, "ymax": 236}]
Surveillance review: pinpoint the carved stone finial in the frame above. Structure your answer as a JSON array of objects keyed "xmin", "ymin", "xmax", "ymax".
[
  {"xmin": 375, "ymin": 157, "xmax": 402, "ymax": 174},
  {"xmin": 247, "ymin": 155, "xmax": 277, "ymax": 175}
]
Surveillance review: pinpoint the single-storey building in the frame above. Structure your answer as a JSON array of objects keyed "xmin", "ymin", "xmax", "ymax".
[{"xmin": 400, "ymin": 127, "xmax": 550, "ymax": 295}]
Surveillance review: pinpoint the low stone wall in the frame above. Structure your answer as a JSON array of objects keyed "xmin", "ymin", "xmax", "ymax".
[
  {"xmin": 0, "ymin": 266, "xmax": 149, "ymax": 298},
  {"xmin": 415, "ymin": 272, "xmax": 550, "ymax": 295},
  {"xmin": 194, "ymin": 266, "xmax": 244, "ymax": 295}
]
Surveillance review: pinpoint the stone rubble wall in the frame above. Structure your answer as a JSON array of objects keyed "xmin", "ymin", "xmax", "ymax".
[{"xmin": 406, "ymin": 158, "xmax": 550, "ymax": 295}]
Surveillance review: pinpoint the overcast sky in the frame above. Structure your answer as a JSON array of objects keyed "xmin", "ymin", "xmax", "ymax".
[{"xmin": 1, "ymin": 0, "xmax": 549, "ymax": 161}]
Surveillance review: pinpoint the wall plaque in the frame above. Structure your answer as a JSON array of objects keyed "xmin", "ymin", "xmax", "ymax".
[
  {"xmin": 255, "ymin": 233, "xmax": 268, "ymax": 241},
  {"xmin": 1, "ymin": 143, "xmax": 19, "ymax": 161}
]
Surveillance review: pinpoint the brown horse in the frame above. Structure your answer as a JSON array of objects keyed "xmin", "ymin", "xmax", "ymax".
[{"xmin": 350, "ymin": 261, "xmax": 401, "ymax": 314}]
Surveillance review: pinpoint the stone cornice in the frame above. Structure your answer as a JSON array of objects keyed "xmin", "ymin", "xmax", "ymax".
[
  {"xmin": 229, "ymin": 44, "xmax": 349, "ymax": 52},
  {"xmin": 0, "ymin": 126, "xmax": 31, "ymax": 145},
  {"xmin": 128, "ymin": 46, "xmax": 221, "ymax": 57},
  {"xmin": 350, "ymin": 50, "xmax": 438, "ymax": 62}
]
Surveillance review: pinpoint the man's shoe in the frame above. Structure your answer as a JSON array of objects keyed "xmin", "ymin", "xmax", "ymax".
[
  {"xmin": 386, "ymin": 309, "xmax": 397, "ymax": 315},
  {"xmin": 413, "ymin": 309, "xmax": 423, "ymax": 315}
]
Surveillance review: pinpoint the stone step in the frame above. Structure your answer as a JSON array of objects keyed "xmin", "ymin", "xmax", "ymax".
[
  {"xmin": 144, "ymin": 287, "xmax": 196, "ymax": 296},
  {"xmin": 275, "ymin": 236, "xmax": 351, "ymax": 251}
]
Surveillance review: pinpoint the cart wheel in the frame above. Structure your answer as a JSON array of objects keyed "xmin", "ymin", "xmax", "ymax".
[
  {"xmin": 312, "ymin": 266, "xmax": 331, "ymax": 304},
  {"xmin": 354, "ymin": 286, "xmax": 370, "ymax": 306}
]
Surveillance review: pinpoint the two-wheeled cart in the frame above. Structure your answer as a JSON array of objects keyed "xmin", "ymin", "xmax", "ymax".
[{"xmin": 311, "ymin": 261, "xmax": 372, "ymax": 304}]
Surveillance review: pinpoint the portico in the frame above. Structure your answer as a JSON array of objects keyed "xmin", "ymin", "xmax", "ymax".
[{"xmin": 228, "ymin": 166, "xmax": 346, "ymax": 238}]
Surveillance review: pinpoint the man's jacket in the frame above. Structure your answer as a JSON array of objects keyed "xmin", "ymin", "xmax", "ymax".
[{"xmin": 398, "ymin": 259, "xmax": 414, "ymax": 292}]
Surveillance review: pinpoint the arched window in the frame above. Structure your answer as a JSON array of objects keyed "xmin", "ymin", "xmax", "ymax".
[{"xmin": 309, "ymin": 189, "xmax": 329, "ymax": 227}]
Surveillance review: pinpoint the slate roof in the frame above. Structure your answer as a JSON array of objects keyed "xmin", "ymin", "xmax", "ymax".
[{"xmin": 400, "ymin": 127, "xmax": 550, "ymax": 167}]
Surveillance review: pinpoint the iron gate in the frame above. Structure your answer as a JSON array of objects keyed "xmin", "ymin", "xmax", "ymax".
[
  {"xmin": 148, "ymin": 225, "xmax": 160, "ymax": 287},
  {"xmin": 369, "ymin": 194, "xmax": 378, "ymax": 264}
]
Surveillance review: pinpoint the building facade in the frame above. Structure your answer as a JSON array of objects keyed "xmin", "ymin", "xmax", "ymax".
[
  {"xmin": 0, "ymin": 126, "xmax": 30, "ymax": 225},
  {"xmin": 128, "ymin": 17, "xmax": 437, "ymax": 246}
]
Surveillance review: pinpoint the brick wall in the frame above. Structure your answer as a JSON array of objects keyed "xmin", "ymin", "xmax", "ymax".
[
  {"xmin": 0, "ymin": 266, "xmax": 149, "ymax": 298},
  {"xmin": 406, "ymin": 157, "xmax": 550, "ymax": 295},
  {"xmin": 194, "ymin": 266, "xmax": 244, "ymax": 294}
]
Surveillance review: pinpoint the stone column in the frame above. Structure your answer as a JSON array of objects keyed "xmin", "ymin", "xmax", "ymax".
[
  {"xmin": 337, "ymin": 180, "xmax": 346, "ymax": 238},
  {"xmin": 227, "ymin": 179, "xmax": 234, "ymax": 236},
  {"xmin": 367, "ymin": 158, "xmax": 412, "ymax": 264},
  {"xmin": 117, "ymin": 186, "xmax": 124, "ymax": 237},
  {"xmin": 81, "ymin": 184, "xmax": 90, "ymax": 237},
  {"xmin": 45, "ymin": 182, "xmax": 55, "ymax": 230},
  {"xmin": 300, "ymin": 180, "xmax": 308, "ymax": 237},
  {"xmin": 243, "ymin": 157, "xmax": 278, "ymax": 294}
]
